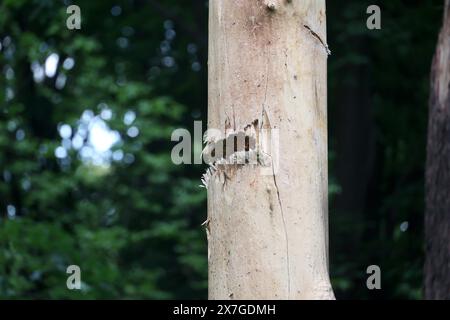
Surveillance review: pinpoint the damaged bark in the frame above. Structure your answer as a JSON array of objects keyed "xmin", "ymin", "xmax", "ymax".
[{"xmin": 206, "ymin": 0, "xmax": 334, "ymax": 299}]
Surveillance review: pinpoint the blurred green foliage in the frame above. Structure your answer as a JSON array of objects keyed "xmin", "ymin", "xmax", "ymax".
[
  {"xmin": 0, "ymin": 0, "xmax": 207, "ymax": 299},
  {"xmin": 0, "ymin": 0, "xmax": 444, "ymax": 299}
]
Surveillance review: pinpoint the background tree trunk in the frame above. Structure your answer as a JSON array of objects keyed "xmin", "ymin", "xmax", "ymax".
[
  {"xmin": 425, "ymin": 0, "xmax": 450, "ymax": 300},
  {"xmin": 206, "ymin": 0, "xmax": 334, "ymax": 299}
]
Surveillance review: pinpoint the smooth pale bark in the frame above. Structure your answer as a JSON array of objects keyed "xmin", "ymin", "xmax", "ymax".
[
  {"xmin": 425, "ymin": 0, "xmax": 450, "ymax": 300},
  {"xmin": 205, "ymin": 0, "xmax": 333, "ymax": 300}
]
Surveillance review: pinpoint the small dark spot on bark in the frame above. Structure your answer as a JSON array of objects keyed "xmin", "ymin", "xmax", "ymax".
[{"xmin": 266, "ymin": 3, "xmax": 276, "ymax": 12}]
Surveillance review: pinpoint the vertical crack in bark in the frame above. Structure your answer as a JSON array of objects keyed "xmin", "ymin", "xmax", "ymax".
[
  {"xmin": 262, "ymin": 109, "xmax": 291, "ymax": 298},
  {"xmin": 263, "ymin": 58, "xmax": 270, "ymax": 108},
  {"xmin": 202, "ymin": 219, "xmax": 211, "ymax": 261},
  {"xmin": 260, "ymin": 37, "xmax": 290, "ymax": 295},
  {"xmin": 303, "ymin": 24, "xmax": 331, "ymax": 55},
  {"xmin": 271, "ymin": 156, "xmax": 291, "ymax": 298}
]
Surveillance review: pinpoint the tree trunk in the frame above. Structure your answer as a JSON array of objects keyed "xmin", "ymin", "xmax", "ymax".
[
  {"xmin": 425, "ymin": 0, "xmax": 450, "ymax": 300},
  {"xmin": 205, "ymin": 0, "xmax": 334, "ymax": 299}
]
